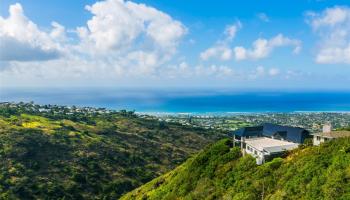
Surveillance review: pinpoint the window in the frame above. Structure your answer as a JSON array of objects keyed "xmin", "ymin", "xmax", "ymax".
[
  {"xmin": 254, "ymin": 150, "xmax": 257, "ymax": 155},
  {"xmin": 316, "ymin": 136, "xmax": 321, "ymax": 141},
  {"xmin": 274, "ymin": 131, "xmax": 287, "ymax": 140}
]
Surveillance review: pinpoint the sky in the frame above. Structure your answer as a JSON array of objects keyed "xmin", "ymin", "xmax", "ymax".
[{"xmin": 1, "ymin": 0, "xmax": 350, "ymax": 90}]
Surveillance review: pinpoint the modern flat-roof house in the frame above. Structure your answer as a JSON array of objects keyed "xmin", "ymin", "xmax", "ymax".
[
  {"xmin": 312, "ymin": 124, "xmax": 350, "ymax": 145},
  {"xmin": 231, "ymin": 123, "xmax": 309, "ymax": 164},
  {"xmin": 232, "ymin": 123, "xmax": 309, "ymax": 145},
  {"xmin": 245, "ymin": 137, "xmax": 299, "ymax": 165}
]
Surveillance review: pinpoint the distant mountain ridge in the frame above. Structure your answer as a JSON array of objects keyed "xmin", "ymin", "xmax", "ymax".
[{"xmin": 121, "ymin": 138, "xmax": 350, "ymax": 200}]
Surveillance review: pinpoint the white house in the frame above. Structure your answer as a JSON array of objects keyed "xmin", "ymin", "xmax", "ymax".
[
  {"xmin": 312, "ymin": 128, "xmax": 350, "ymax": 145},
  {"xmin": 312, "ymin": 124, "xmax": 350, "ymax": 145},
  {"xmin": 244, "ymin": 137, "xmax": 299, "ymax": 165},
  {"xmin": 312, "ymin": 131, "xmax": 350, "ymax": 145}
]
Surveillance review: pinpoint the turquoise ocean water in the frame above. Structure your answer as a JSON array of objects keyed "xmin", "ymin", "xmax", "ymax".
[{"xmin": 1, "ymin": 88, "xmax": 350, "ymax": 113}]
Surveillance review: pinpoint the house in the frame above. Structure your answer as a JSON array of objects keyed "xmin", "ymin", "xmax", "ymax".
[
  {"xmin": 231, "ymin": 123, "xmax": 309, "ymax": 164},
  {"xmin": 232, "ymin": 123, "xmax": 309, "ymax": 146},
  {"xmin": 312, "ymin": 124, "xmax": 350, "ymax": 145},
  {"xmin": 244, "ymin": 137, "xmax": 299, "ymax": 165}
]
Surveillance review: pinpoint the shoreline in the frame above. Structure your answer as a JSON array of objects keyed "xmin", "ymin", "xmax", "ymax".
[{"xmin": 2, "ymin": 101, "xmax": 350, "ymax": 116}]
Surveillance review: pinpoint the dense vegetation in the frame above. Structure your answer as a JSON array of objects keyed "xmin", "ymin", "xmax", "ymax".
[
  {"xmin": 122, "ymin": 138, "xmax": 350, "ymax": 200},
  {"xmin": 337, "ymin": 126, "xmax": 350, "ymax": 131},
  {"xmin": 0, "ymin": 103, "xmax": 226, "ymax": 199}
]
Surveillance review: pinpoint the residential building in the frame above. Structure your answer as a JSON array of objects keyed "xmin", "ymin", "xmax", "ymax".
[
  {"xmin": 244, "ymin": 137, "xmax": 299, "ymax": 165},
  {"xmin": 312, "ymin": 124, "xmax": 350, "ymax": 145},
  {"xmin": 232, "ymin": 123, "xmax": 309, "ymax": 147},
  {"xmin": 231, "ymin": 123, "xmax": 308, "ymax": 164}
]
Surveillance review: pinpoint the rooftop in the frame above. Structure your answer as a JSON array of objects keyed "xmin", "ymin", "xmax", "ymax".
[
  {"xmin": 245, "ymin": 137, "xmax": 299, "ymax": 153},
  {"xmin": 312, "ymin": 131, "xmax": 350, "ymax": 138},
  {"xmin": 232, "ymin": 123, "xmax": 309, "ymax": 144}
]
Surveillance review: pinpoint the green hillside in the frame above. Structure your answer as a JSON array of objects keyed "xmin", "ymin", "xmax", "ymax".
[
  {"xmin": 0, "ymin": 103, "xmax": 226, "ymax": 199},
  {"xmin": 122, "ymin": 138, "xmax": 350, "ymax": 200}
]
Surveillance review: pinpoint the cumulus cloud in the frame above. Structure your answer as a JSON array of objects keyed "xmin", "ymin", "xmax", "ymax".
[
  {"xmin": 0, "ymin": 3, "xmax": 63, "ymax": 61},
  {"xmin": 200, "ymin": 21, "xmax": 241, "ymax": 61},
  {"xmin": 200, "ymin": 22, "xmax": 300, "ymax": 62},
  {"xmin": 307, "ymin": 6, "xmax": 350, "ymax": 64},
  {"xmin": 73, "ymin": 0, "xmax": 187, "ymax": 75},
  {"xmin": 233, "ymin": 34, "xmax": 301, "ymax": 60},
  {"xmin": 77, "ymin": 0, "xmax": 186, "ymax": 56}
]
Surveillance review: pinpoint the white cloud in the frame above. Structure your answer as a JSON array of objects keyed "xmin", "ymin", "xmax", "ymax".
[
  {"xmin": 77, "ymin": 0, "xmax": 186, "ymax": 56},
  {"xmin": 257, "ymin": 13, "xmax": 270, "ymax": 22},
  {"xmin": 316, "ymin": 46, "xmax": 350, "ymax": 64},
  {"xmin": 233, "ymin": 34, "xmax": 301, "ymax": 60},
  {"xmin": 285, "ymin": 70, "xmax": 302, "ymax": 79},
  {"xmin": 307, "ymin": 6, "xmax": 350, "ymax": 64},
  {"xmin": 248, "ymin": 66, "xmax": 282, "ymax": 79},
  {"xmin": 124, "ymin": 51, "xmax": 159, "ymax": 75},
  {"xmin": 224, "ymin": 21, "xmax": 242, "ymax": 42},
  {"xmin": 200, "ymin": 46, "xmax": 233, "ymax": 61},
  {"xmin": 50, "ymin": 22, "xmax": 67, "ymax": 42},
  {"xmin": 73, "ymin": 0, "xmax": 187, "ymax": 75},
  {"xmin": 199, "ymin": 64, "xmax": 235, "ymax": 77},
  {"xmin": 255, "ymin": 66, "xmax": 265, "ymax": 75},
  {"xmin": 157, "ymin": 64, "xmax": 289, "ymax": 82},
  {"xmin": 200, "ymin": 21, "xmax": 300, "ymax": 62},
  {"xmin": 0, "ymin": 1, "xmax": 188, "ymax": 85},
  {"xmin": 308, "ymin": 7, "xmax": 348, "ymax": 29},
  {"xmin": 159, "ymin": 62, "xmax": 235, "ymax": 79},
  {"xmin": 268, "ymin": 68, "xmax": 280, "ymax": 76},
  {"xmin": 232, "ymin": 46, "xmax": 247, "ymax": 60},
  {"xmin": 161, "ymin": 63, "xmax": 292, "ymax": 81},
  {"xmin": 200, "ymin": 21, "xmax": 241, "ymax": 61},
  {"xmin": 0, "ymin": 3, "xmax": 63, "ymax": 61}
]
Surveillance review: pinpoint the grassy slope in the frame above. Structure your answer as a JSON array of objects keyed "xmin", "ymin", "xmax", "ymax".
[
  {"xmin": 122, "ymin": 138, "xmax": 350, "ymax": 200},
  {"xmin": 0, "ymin": 107, "xmax": 226, "ymax": 199}
]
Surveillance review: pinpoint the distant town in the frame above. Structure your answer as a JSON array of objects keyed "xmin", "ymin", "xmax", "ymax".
[
  {"xmin": 156, "ymin": 112, "xmax": 350, "ymax": 133},
  {"xmin": 2, "ymin": 101, "xmax": 350, "ymax": 133}
]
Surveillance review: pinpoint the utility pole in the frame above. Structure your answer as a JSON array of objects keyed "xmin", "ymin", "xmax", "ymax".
[
  {"xmin": 241, "ymin": 136, "xmax": 245, "ymax": 156},
  {"xmin": 233, "ymin": 134, "xmax": 235, "ymax": 147}
]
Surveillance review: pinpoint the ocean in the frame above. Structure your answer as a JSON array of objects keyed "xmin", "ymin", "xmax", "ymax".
[{"xmin": 1, "ymin": 88, "xmax": 350, "ymax": 114}]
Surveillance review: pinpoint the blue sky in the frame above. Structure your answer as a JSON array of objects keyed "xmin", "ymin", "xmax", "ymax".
[{"xmin": 1, "ymin": 0, "xmax": 350, "ymax": 89}]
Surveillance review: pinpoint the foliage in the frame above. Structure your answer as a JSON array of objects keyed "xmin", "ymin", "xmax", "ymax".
[
  {"xmin": 337, "ymin": 126, "xmax": 350, "ymax": 131},
  {"xmin": 122, "ymin": 138, "xmax": 350, "ymax": 200},
  {"xmin": 0, "ymin": 103, "xmax": 226, "ymax": 199}
]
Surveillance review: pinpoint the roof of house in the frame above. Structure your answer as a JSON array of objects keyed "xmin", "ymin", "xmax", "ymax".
[
  {"xmin": 312, "ymin": 131, "xmax": 350, "ymax": 138},
  {"xmin": 245, "ymin": 137, "xmax": 299, "ymax": 154},
  {"xmin": 232, "ymin": 123, "xmax": 309, "ymax": 143},
  {"xmin": 262, "ymin": 123, "xmax": 309, "ymax": 143},
  {"xmin": 232, "ymin": 125, "xmax": 263, "ymax": 137}
]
